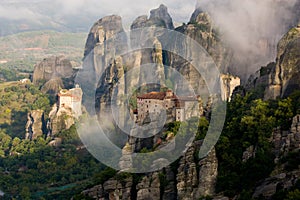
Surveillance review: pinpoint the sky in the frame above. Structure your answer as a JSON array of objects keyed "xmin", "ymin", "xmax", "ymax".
[
  {"xmin": 196, "ymin": 0, "xmax": 299, "ymax": 78},
  {"xmin": 0, "ymin": 0, "xmax": 197, "ymax": 31},
  {"xmin": 0, "ymin": 0, "xmax": 298, "ymax": 78}
]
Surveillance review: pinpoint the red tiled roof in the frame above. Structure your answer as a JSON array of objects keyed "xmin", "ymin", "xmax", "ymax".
[
  {"xmin": 137, "ymin": 91, "xmax": 167, "ymax": 100},
  {"xmin": 137, "ymin": 91, "xmax": 199, "ymax": 102},
  {"xmin": 177, "ymin": 96, "xmax": 198, "ymax": 101}
]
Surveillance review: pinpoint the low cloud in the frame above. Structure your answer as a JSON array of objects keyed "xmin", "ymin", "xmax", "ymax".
[
  {"xmin": 0, "ymin": 5, "xmax": 42, "ymax": 22},
  {"xmin": 196, "ymin": 0, "xmax": 299, "ymax": 78},
  {"xmin": 0, "ymin": 0, "xmax": 196, "ymax": 30},
  {"xmin": 53, "ymin": 0, "xmax": 196, "ymax": 28}
]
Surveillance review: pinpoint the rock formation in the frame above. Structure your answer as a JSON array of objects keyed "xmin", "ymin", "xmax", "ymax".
[
  {"xmin": 32, "ymin": 56, "xmax": 76, "ymax": 95},
  {"xmin": 251, "ymin": 114, "xmax": 300, "ymax": 198},
  {"xmin": 172, "ymin": 9, "xmax": 231, "ymax": 73},
  {"xmin": 79, "ymin": 5, "xmax": 236, "ymax": 200},
  {"xmin": 165, "ymin": 9, "xmax": 232, "ymax": 100},
  {"xmin": 82, "ymin": 174, "xmax": 133, "ymax": 200},
  {"xmin": 177, "ymin": 141, "xmax": 218, "ymax": 199},
  {"xmin": 273, "ymin": 115, "xmax": 300, "ymax": 161},
  {"xmin": 48, "ymin": 104, "xmax": 75, "ymax": 136},
  {"xmin": 131, "ymin": 4, "xmax": 174, "ymax": 30},
  {"xmin": 249, "ymin": 26, "xmax": 300, "ymax": 100},
  {"xmin": 84, "ymin": 15, "xmax": 126, "ymax": 58},
  {"xmin": 82, "ymin": 140, "xmax": 218, "ymax": 200},
  {"xmin": 25, "ymin": 110, "xmax": 45, "ymax": 140}
]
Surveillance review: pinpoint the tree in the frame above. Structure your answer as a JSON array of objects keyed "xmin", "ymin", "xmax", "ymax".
[
  {"xmin": 274, "ymin": 98, "xmax": 294, "ymax": 130},
  {"xmin": 20, "ymin": 186, "xmax": 31, "ymax": 200},
  {"xmin": 285, "ymin": 189, "xmax": 300, "ymax": 200}
]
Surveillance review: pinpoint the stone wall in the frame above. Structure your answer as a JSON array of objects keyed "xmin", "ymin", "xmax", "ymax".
[{"xmin": 220, "ymin": 74, "xmax": 240, "ymax": 101}]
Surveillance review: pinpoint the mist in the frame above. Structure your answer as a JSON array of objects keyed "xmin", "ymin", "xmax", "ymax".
[
  {"xmin": 0, "ymin": 0, "xmax": 196, "ymax": 33},
  {"xmin": 196, "ymin": 0, "xmax": 299, "ymax": 80}
]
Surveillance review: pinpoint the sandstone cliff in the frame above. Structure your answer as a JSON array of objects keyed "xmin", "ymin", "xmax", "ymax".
[
  {"xmin": 131, "ymin": 4, "xmax": 174, "ymax": 30},
  {"xmin": 248, "ymin": 25, "xmax": 300, "ymax": 100},
  {"xmin": 173, "ymin": 9, "xmax": 232, "ymax": 73},
  {"xmin": 79, "ymin": 5, "xmax": 234, "ymax": 200},
  {"xmin": 267, "ymin": 25, "xmax": 300, "ymax": 99},
  {"xmin": 48, "ymin": 104, "xmax": 75, "ymax": 136},
  {"xmin": 25, "ymin": 110, "xmax": 45, "ymax": 140},
  {"xmin": 32, "ymin": 56, "xmax": 76, "ymax": 95},
  {"xmin": 165, "ymin": 9, "xmax": 232, "ymax": 99},
  {"xmin": 82, "ymin": 140, "xmax": 218, "ymax": 200},
  {"xmin": 252, "ymin": 114, "xmax": 300, "ymax": 199}
]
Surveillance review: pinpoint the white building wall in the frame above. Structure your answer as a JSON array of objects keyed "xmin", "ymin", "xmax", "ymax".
[
  {"xmin": 184, "ymin": 101, "xmax": 200, "ymax": 120},
  {"xmin": 220, "ymin": 74, "xmax": 241, "ymax": 101},
  {"xmin": 176, "ymin": 108, "xmax": 185, "ymax": 122},
  {"xmin": 59, "ymin": 96, "xmax": 72, "ymax": 108}
]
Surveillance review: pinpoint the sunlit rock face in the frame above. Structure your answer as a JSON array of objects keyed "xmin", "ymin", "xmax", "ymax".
[
  {"xmin": 263, "ymin": 26, "xmax": 300, "ymax": 99},
  {"xmin": 32, "ymin": 55, "xmax": 75, "ymax": 95}
]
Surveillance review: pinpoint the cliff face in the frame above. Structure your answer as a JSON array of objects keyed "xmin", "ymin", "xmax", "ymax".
[
  {"xmin": 87, "ymin": 5, "xmax": 232, "ymax": 120},
  {"xmin": 25, "ymin": 110, "xmax": 45, "ymax": 140},
  {"xmin": 176, "ymin": 9, "xmax": 232, "ymax": 73},
  {"xmin": 176, "ymin": 141, "xmax": 218, "ymax": 199},
  {"xmin": 84, "ymin": 15, "xmax": 126, "ymax": 58},
  {"xmin": 48, "ymin": 104, "xmax": 75, "ymax": 136},
  {"xmin": 32, "ymin": 56, "xmax": 76, "ymax": 95},
  {"xmin": 82, "ymin": 15, "xmax": 127, "ymax": 84},
  {"xmin": 253, "ymin": 114, "xmax": 300, "ymax": 199},
  {"xmin": 82, "ymin": 140, "xmax": 218, "ymax": 200},
  {"xmin": 88, "ymin": 5, "xmax": 175, "ymax": 120},
  {"xmin": 25, "ymin": 105, "xmax": 77, "ymax": 139},
  {"xmin": 131, "ymin": 4, "xmax": 174, "ymax": 30},
  {"xmin": 165, "ymin": 10, "xmax": 232, "ymax": 97},
  {"xmin": 250, "ymin": 26, "xmax": 300, "ymax": 100},
  {"xmin": 80, "ymin": 5, "xmax": 231, "ymax": 200}
]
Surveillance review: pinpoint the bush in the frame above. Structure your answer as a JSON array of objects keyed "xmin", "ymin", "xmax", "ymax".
[{"xmin": 93, "ymin": 167, "xmax": 117, "ymax": 185}]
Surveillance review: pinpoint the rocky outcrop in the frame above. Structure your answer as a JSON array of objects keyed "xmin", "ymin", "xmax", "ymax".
[
  {"xmin": 84, "ymin": 15, "xmax": 126, "ymax": 58},
  {"xmin": 253, "ymin": 171, "xmax": 300, "ymax": 199},
  {"xmin": 83, "ymin": 140, "xmax": 218, "ymax": 200},
  {"xmin": 272, "ymin": 115, "xmax": 300, "ymax": 161},
  {"xmin": 180, "ymin": 10, "xmax": 231, "ymax": 72},
  {"xmin": 252, "ymin": 114, "xmax": 300, "ymax": 198},
  {"xmin": 82, "ymin": 175, "xmax": 133, "ymax": 200},
  {"xmin": 136, "ymin": 172, "xmax": 161, "ymax": 200},
  {"xmin": 81, "ymin": 6, "xmax": 228, "ymax": 200},
  {"xmin": 32, "ymin": 56, "xmax": 75, "ymax": 95},
  {"xmin": 82, "ymin": 15, "xmax": 127, "ymax": 86},
  {"xmin": 165, "ymin": 10, "xmax": 232, "ymax": 98},
  {"xmin": 131, "ymin": 4, "xmax": 174, "ymax": 30},
  {"xmin": 48, "ymin": 104, "xmax": 75, "ymax": 136},
  {"xmin": 150, "ymin": 4, "xmax": 174, "ymax": 29},
  {"xmin": 262, "ymin": 26, "xmax": 300, "ymax": 99},
  {"xmin": 177, "ymin": 141, "xmax": 218, "ymax": 199},
  {"xmin": 25, "ymin": 110, "xmax": 45, "ymax": 140}
]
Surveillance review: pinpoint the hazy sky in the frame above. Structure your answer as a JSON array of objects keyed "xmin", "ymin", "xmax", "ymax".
[
  {"xmin": 1, "ymin": 0, "xmax": 298, "ymax": 78},
  {"xmin": 0, "ymin": 0, "xmax": 197, "ymax": 29},
  {"xmin": 196, "ymin": 0, "xmax": 299, "ymax": 77}
]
